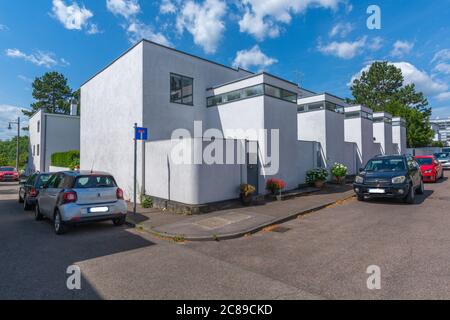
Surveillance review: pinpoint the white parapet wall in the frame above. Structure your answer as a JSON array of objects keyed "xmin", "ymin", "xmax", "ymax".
[
  {"xmin": 373, "ymin": 112, "xmax": 394, "ymax": 155},
  {"xmin": 49, "ymin": 166, "xmax": 71, "ymax": 173},
  {"xmin": 392, "ymin": 117, "xmax": 407, "ymax": 155}
]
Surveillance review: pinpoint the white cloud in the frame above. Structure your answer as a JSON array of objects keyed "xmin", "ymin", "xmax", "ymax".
[
  {"xmin": 434, "ymin": 63, "xmax": 450, "ymax": 75},
  {"xmin": 232, "ymin": 45, "xmax": 278, "ymax": 71},
  {"xmin": 176, "ymin": 0, "xmax": 226, "ymax": 54},
  {"xmin": 318, "ymin": 37, "xmax": 366, "ymax": 59},
  {"xmin": 368, "ymin": 36, "xmax": 383, "ymax": 51},
  {"xmin": 106, "ymin": 0, "xmax": 140, "ymax": 19},
  {"xmin": 127, "ymin": 21, "xmax": 171, "ymax": 46},
  {"xmin": 51, "ymin": 0, "xmax": 94, "ymax": 31},
  {"xmin": 432, "ymin": 49, "xmax": 450, "ymax": 64},
  {"xmin": 350, "ymin": 62, "xmax": 449, "ymax": 98},
  {"xmin": 0, "ymin": 105, "xmax": 30, "ymax": 141},
  {"xmin": 5, "ymin": 49, "xmax": 64, "ymax": 68},
  {"xmin": 390, "ymin": 40, "xmax": 414, "ymax": 58},
  {"xmin": 87, "ymin": 23, "xmax": 100, "ymax": 35},
  {"xmin": 329, "ymin": 22, "xmax": 353, "ymax": 38},
  {"xmin": 18, "ymin": 75, "xmax": 33, "ymax": 83},
  {"xmin": 0, "ymin": 24, "xmax": 8, "ymax": 31},
  {"xmin": 436, "ymin": 92, "xmax": 450, "ymax": 101},
  {"xmin": 238, "ymin": 0, "xmax": 343, "ymax": 40},
  {"xmin": 160, "ymin": 0, "xmax": 177, "ymax": 14}
]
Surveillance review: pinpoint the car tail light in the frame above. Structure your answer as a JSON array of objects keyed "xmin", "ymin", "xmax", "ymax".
[
  {"xmin": 29, "ymin": 188, "xmax": 39, "ymax": 197},
  {"xmin": 116, "ymin": 188, "xmax": 124, "ymax": 200},
  {"xmin": 62, "ymin": 191, "xmax": 77, "ymax": 204}
]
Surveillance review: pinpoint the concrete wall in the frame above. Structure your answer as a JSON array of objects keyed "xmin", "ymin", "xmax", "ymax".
[
  {"xmin": 343, "ymin": 142, "xmax": 358, "ymax": 175},
  {"xmin": 27, "ymin": 111, "xmax": 42, "ymax": 173},
  {"xmin": 392, "ymin": 120, "xmax": 407, "ymax": 155},
  {"xmin": 43, "ymin": 114, "xmax": 80, "ymax": 172},
  {"xmin": 81, "ymin": 43, "xmax": 144, "ymax": 200},
  {"xmin": 373, "ymin": 122, "xmax": 393, "ymax": 155}
]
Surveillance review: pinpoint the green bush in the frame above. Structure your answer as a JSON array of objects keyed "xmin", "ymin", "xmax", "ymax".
[
  {"xmin": 140, "ymin": 195, "xmax": 153, "ymax": 209},
  {"xmin": 51, "ymin": 150, "xmax": 80, "ymax": 168},
  {"xmin": 306, "ymin": 168, "xmax": 329, "ymax": 184},
  {"xmin": 331, "ymin": 163, "xmax": 348, "ymax": 178}
]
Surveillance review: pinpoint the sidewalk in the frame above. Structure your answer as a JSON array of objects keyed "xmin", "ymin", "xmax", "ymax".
[{"xmin": 126, "ymin": 184, "xmax": 355, "ymax": 242}]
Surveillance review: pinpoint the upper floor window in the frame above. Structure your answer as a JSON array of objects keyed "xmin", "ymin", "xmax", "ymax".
[
  {"xmin": 37, "ymin": 121, "xmax": 40, "ymax": 133},
  {"xmin": 170, "ymin": 73, "xmax": 193, "ymax": 106}
]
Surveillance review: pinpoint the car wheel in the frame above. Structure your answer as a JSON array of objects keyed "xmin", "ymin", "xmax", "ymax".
[
  {"xmin": 18, "ymin": 192, "xmax": 24, "ymax": 203},
  {"xmin": 113, "ymin": 216, "xmax": 126, "ymax": 226},
  {"xmin": 23, "ymin": 196, "xmax": 31, "ymax": 211},
  {"xmin": 416, "ymin": 180, "xmax": 424, "ymax": 195},
  {"xmin": 404, "ymin": 184, "xmax": 415, "ymax": 204},
  {"xmin": 34, "ymin": 203, "xmax": 43, "ymax": 221},
  {"xmin": 54, "ymin": 210, "xmax": 67, "ymax": 235}
]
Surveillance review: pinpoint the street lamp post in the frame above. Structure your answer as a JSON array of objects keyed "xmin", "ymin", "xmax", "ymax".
[{"xmin": 8, "ymin": 117, "xmax": 21, "ymax": 172}]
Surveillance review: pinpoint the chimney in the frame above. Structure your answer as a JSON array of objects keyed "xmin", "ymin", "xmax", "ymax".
[{"xmin": 70, "ymin": 99, "xmax": 78, "ymax": 116}]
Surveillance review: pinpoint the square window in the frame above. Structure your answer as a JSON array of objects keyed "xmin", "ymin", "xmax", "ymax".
[{"xmin": 170, "ymin": 73, "xmax": 193, "ymax": 106}]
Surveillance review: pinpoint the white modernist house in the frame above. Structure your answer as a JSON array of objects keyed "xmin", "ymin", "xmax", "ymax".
[
  {"xmin": 344, "ymin": 105, "xmax": 379, "ymax": 169},
  {"xmin": 373, "ymin": 112, "xmax": 394, "ymax": 155},
  {"xmin": 297, "ymin": 93, "xmax": 362, "ymax": 174},
  {"xmin": 81, "ymin": 40, "xmax": 321, "ymax": 207},
  {"xmin": 27, "ymin": 108, "xmax": 80, "ymax": 173},
  {"xmin": 392, "ymin": 117, "xmax": 407, "ymax": 155}
]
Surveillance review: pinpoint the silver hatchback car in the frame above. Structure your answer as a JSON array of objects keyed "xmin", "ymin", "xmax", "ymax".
[{"xmin": 35, "ymin": 171, "xmax": 128, "ymax": 235}]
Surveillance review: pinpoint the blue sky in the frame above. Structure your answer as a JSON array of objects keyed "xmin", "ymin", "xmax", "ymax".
[{"xmin": 1, "ymin": 0, "xmax": 450, "ymax": 140}]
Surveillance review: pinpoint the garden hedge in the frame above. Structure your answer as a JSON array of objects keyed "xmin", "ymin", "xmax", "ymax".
[{"xmin": 51, "ymin": 150, "xmax": 80, "ymax": 168}]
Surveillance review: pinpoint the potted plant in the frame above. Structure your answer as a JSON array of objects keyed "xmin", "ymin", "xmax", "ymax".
[
  {"xmin": 240, "ymin": 184, "xmax": 256, "ymax": 206},
  {"xmin": 266, "ymin": 178, "xmax": 286, "ymax": 201},
  {"xmin": 306, "ymin": 168, "xmax": 329, "ymax": 188},
  {"xmin": 331, "ymin": 163, "xmax": 348, "ymax": 184}
]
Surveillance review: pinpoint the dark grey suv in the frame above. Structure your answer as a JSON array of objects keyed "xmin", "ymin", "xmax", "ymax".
[{"xmin": 353, "ymin": 155, "xmax": 424, "ymax": 204}]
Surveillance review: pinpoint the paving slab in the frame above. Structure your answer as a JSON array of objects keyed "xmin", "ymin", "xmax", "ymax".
[{"xmin": 128, "ymin": 184, "xmax": 355, "ymax": 241}]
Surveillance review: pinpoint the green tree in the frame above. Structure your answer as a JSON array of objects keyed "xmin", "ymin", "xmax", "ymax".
[
  {"xmin": 23, "ymin": 72, "xmax": 73, "ymax": 117},
  {"xmin": 348, "ymin": 61, "xmax": 434, "ymax": 148},
  {"xmin": 72, "ymin": 88, "xmax": 81, "ymax": 115},
  {"xmin": 0, "ymin": 136, "xmax": 29, "ymax": 168}
]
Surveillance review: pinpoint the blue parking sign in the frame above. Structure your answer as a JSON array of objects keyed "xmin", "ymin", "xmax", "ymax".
[{"xmin": 135, "ymin": 127, "xmax": 148, "ymax": 141}]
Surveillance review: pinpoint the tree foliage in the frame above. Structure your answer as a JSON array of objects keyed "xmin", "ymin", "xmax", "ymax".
[
  {"xmin": 23, "ymin": 72, "xmax": 73, "ymax": 117},
  {"xmin": 348, "ymin": 61, "xmax": 434, "ymax": 148},
  {"xmin": 0, "ymin": 136, "xmax": 29, "ymax": 168}
]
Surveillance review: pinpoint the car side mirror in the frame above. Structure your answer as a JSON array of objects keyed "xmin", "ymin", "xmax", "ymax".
[{"xmin": 359, "ymin": 168, "xmax": 364, "ymax": 173}]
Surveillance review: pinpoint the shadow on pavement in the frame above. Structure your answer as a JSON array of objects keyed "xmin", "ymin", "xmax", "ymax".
[{"xmin": 0, "ymin": 182, "xmax": 156, "ymax": 300}]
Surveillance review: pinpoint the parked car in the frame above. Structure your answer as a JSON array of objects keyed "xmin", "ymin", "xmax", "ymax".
[
  {"xmin": 353, "ymin": 155, "xmax": 423, "ymax": 204},
  {"xmin": 34, "ymin": 171, "xmax": 128, "ymax": 235},
  {"xmin": 433, "ymin": 152, "xmax": 450, "ymax": 170},
  {"xmin": 19, "ymin": 172, "xmax": 52, "ymax": 210},
  {"xmin": 0, "ymin": 166, "xmax": 19, "ymax": 182},
  {"xmin": 414, "ymin": 155, "xmax": 444, "ymax": 183}
]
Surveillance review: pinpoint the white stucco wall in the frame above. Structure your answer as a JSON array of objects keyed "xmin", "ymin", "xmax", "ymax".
[
  {"xmin": 392, "ymin": 117, "xmax": 407, "ymax": 155},
  {"xmin": 43, "ymin": 114, "xmax": 80, "ymax": 172},
  {"xmin": 81, "ymin": 43, "xmax": 144, "ymax": 200},
  {"xmin": 27, "ymin": 111, "xmax": 43, "ymax": 173}
]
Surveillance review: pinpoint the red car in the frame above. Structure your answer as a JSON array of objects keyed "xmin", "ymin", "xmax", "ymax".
[
  {"xmin": 414, "ymin": 156, "xmax": 444, "ymax": 183},
  {"xmin": 0, "ymin": 166, "xmax": 19, "ymax": 182}
]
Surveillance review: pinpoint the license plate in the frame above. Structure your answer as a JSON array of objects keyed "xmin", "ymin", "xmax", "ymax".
[
  {"xmin": 368, "ymin": 188, "xmax": 385, "ymax": 194},
  {"xmin": 88, "ymin": 207, "xmax": 109, "ymax": 213}
]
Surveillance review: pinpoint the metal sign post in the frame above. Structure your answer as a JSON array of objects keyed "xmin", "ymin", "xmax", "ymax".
[{"xmin": 133, "ymin": 124, "xmax": 148, "ymax": 215}]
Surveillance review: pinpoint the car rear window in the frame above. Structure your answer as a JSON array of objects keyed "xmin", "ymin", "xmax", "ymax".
[
  {"xmin": 415, "ymin": 158, "xmax": 433, "ymax": 166},
  {"xmin": 0, "ymin": 167, "xmax": 15, "ymax": 172},
  {"xmin": 74, "ymin": 175, "xmax": 117, "ymax": 189},
  {"xmin": 36, "ymin": 175, "xmax": 51, "ymax": 187},
  {"xmin": 365, "ymin": 159, "xmax": 406, "ymax": 172}
]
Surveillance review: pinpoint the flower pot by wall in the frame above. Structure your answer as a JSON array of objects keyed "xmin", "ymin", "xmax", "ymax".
[
  {"xmin": 240, "ymin": 194, "xmax": 253, "ymax": 206},
  {"xmin": 314, "ymin": 180, "xmax": 326, "ymax": 189}
]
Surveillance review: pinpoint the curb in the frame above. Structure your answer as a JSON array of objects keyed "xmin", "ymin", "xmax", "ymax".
[{"xmin": 128, "ymin": 192, "xmax": 355, "ymax": 242}]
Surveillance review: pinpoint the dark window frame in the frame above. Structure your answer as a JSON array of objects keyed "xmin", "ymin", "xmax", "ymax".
[{"xmin": 170, "ymin": 73, "xmax": 194, "ymax": 106}]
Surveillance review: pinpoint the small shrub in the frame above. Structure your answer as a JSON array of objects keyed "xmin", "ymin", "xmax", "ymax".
[
  {"xmin": 306, "ymin": 168, "xmax": 329, "ymax": 184},
  {"xmin": 331, "ymin": 163, "xmax": 348, "ymax": 178},
  {"xmin": 140, "ymin": 195, "xmax": 153, "ymax": 208},
  {"xmin": 240, "ymin": 184, "xmax": 256, "ymax": 197},
  {"xmin": 266, "ymin": 178, "xmax": 286, "ymax": 194}
]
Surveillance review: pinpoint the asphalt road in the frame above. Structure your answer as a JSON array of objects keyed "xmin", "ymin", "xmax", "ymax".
[{"xmin": 0, "ymin": 179, "xmax": 449, "ymax": 300}]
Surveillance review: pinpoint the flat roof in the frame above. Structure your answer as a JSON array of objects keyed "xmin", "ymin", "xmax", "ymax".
[{"xmin": 81, "ymin": 39, "xmax": 254, "ymax": 88}]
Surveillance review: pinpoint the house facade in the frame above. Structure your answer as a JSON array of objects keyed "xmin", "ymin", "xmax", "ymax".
[
  {"xmin": 27, "ymin": 109, "xmax": 80, "ymax": 173},
  {"xmin": 80, "ymin": 40, "xmax": 407, "ymax": 206}
]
